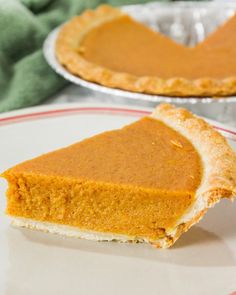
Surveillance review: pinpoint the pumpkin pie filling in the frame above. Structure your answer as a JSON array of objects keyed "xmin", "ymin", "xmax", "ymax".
[
  {"xmin": 79, "ymin": 16, "xmax": 191, "ymax": 79},
  {"xmin": 78, "ymin": 14, "xmax": 236, "ymax": 80},
  {"xmin": 3, "ymin": 117, "xmax": 202, "ymax": 242}
]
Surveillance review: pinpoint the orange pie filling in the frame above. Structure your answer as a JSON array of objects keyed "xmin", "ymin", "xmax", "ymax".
[
  {"xmin": 78, "ymin": 15, "xmax": 236, "ymax": 79},
  {"xmin": 3, "ymin": 118, "xmax": 202, "ymax": 241}
]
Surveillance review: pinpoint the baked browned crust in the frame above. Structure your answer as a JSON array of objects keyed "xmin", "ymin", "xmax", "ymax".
[
  {"xmin": 56, "ymin": 5, "xmax": 236, "ymax": 97},
  {"xmin": 151, "ymin": 104, "xmax": 236, "ymax": 247}
]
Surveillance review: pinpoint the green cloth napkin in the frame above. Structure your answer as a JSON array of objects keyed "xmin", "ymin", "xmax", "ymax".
[{"xmin": 0, "ymin": 0, "xmax": 164, "ymax": 113}]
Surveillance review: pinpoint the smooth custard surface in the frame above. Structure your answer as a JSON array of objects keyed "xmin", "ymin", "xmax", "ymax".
[{"xmin": 80, "ymin": 14, "xmax": 236, "ymax": 79}]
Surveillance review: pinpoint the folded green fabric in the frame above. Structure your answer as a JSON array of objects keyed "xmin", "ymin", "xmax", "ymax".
[{"xmin": 0, "ymin": 0, "xmax": 166, "ymax": 113}]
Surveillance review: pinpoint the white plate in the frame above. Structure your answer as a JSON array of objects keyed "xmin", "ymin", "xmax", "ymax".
[{"xmin": 0, "ymin": 103, "xmax": 236, "ymax": 295}]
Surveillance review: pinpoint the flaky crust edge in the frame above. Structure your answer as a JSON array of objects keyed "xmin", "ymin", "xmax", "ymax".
[
  {"xmin": 150, "ymin": 103, "xmax": 236, "ymax": 247},
  {"xmin": 55, "ymin": 5, "xmax": 236, "ymax": 97}
]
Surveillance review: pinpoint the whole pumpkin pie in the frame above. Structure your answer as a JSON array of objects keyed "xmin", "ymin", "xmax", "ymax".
[
  {"xmin": 2, "ymin": 104, "xmax": 236, "ymax": 248},
  {"xmin": 56, "ymin": 5, "xmax": 236, "ymax": 97}
]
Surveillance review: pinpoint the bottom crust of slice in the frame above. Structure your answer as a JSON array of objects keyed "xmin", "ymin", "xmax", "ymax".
[{"xmin": 11, "ymin": 217, "xmax": 173, "ymax": 248}]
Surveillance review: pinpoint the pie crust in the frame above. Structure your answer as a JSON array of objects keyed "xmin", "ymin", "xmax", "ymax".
[
  {"xmin": 3, "ymin": 104, "xmax": 236, "ymax": 248},
  {"xmin": 150, "ymin": 104, "xmax": 236, "ymax": 246},
  {"xmin": 56, "ymin": 5, "xmax": 236, "ymax": 97}
]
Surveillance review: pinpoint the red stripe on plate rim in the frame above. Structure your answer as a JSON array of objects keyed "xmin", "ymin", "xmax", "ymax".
[
  {"xmin": 0, "ymin": 107, "xmax": 150, "ymax": 125},
  {"xmin": 0, "ymin": 106, "xmax": 235, "ymax": 141}
]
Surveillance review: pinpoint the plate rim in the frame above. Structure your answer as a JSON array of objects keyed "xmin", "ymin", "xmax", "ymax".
[{"xmin": 0, "ymin": 103, "xmax": 236, "ymax": 142}]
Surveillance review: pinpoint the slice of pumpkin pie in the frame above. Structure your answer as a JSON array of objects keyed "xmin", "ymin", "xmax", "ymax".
[{"xmin": 2, "ymin": 104, "xmax": 236, "ymax": 248}]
